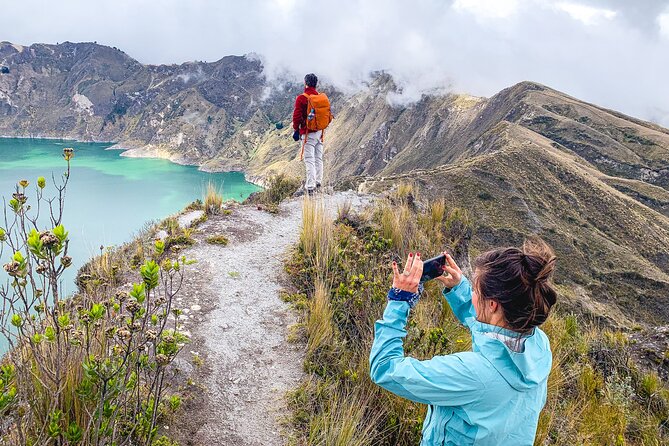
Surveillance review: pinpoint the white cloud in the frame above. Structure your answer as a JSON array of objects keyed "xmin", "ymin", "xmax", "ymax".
[
  {"xmin": 659, "ymin": 11, "xmax": 669, "ymax": 38},
  {"xmin": 453, "ymin": 0, "xmax": 519, "ymax": 19},
  {"xmin": 555, "ymin": 2, "xmax": 617, "ymax": 25},
  {"xmin": 0, "ymin": 0, "xmax": 667, "ymax": 126}
]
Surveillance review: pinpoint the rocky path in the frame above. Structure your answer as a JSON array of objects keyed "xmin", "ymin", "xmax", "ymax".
[{"xmin": 169, "ymin": 192, "xmax": 370, "ymax": 446}]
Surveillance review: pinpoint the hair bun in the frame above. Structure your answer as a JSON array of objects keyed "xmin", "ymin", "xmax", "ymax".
[{"xmin": 522, "ymin": 237, "xmax": 556, "ymax": 285}]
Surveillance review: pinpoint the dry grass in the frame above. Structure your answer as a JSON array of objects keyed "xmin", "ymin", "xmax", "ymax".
[
  {"xmin": 306, "ymin": 281, "xmax": 335, "ymax": 356},
  {"xmin": 395, "ymin": 182, "xmax": 415, "ymax": 202},
  {"xmin": 337, "ymin": 200, "xmax": 353, "ymax": 222},
  {"xmin": 378, "ymin": 200, "xmax": 412, "ymax": 252},
  {"xmin": 429, "ymin": 198, "xmax": 446, "ymax": 228},
  {"xmin": 308, "ymin": 389, "xmax": 385, "ymax": 446},
  {"xmin": 300, "ymin": 197, "xmax": 337, "ymax": 277}
]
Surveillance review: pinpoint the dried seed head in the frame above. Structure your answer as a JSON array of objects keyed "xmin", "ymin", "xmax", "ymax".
[
  {"xmin": 3, "ymin": 261, "xmax": 21, "ymax": 277},
  {"xmin": 115, "ymin": 290, "xmax": 129, "ymax": 302},
  {"xmin": 39, "ymin": 231, "xmax": 59, "ymax": 247},
  {"xmin": 126, "ymin": 300, "xmax": 141, "ymax": 314},
  {"xmin": 36, "ymin": 263, "xmax": 48, "ymax": 274}
]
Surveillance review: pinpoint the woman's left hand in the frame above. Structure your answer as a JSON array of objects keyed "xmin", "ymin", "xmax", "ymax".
[{"xmin": 392, "ymin": 252, "xmax": 423, "ymax": 293}]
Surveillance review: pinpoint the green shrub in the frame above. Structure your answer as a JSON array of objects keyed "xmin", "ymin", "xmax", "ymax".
[
  {"xmin": 0, "ymin": 150, "xmax": 188, "ymax": 445},
  {"xmin": 246, "ymin": 173, "xmax": 302, "ymax": 209}
]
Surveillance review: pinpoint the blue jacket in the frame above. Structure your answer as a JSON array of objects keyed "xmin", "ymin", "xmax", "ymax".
[{"xmin": 370, "ymin": 277, "xmax": 552, "ymax": 445}]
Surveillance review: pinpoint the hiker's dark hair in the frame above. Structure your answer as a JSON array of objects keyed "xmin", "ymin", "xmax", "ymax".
[
  {"xmin": 474, "ymin": 237, "xmax": 557, "ymax": 333},
  {"xmin": 304, "ymin": 73, "xmax": 318, "ymax": 88}
]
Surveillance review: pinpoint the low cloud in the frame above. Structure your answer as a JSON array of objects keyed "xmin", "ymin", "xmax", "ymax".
[{"xmin": 1, "ymin": 0, "xmax": 668, "ymax": 126}]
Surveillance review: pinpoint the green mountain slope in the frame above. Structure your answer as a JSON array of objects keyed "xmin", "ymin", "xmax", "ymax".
[{"xmin": 355, "ymin": 122, "xmax": 669, "ymax": 327}]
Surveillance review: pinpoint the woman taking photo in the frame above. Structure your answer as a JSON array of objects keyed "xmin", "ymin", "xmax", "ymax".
[{"xmin": 370, "ymin": 239, "xmax": 557, "ymax": 445}]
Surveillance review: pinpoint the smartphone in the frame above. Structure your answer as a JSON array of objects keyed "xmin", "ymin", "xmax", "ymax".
[{"xmin": 420, "ymin": 254, "xmax": 446, "ymax": 283}]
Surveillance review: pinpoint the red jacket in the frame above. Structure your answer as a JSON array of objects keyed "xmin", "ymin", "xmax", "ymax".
[{"xmin": 292, "ymin": 86, "xmax": 318, "ymax": 135}]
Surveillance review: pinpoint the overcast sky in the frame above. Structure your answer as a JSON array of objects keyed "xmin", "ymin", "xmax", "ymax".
[{"xmin": 1, "ymin": 0, "xmax": 668, "ymax": 125}]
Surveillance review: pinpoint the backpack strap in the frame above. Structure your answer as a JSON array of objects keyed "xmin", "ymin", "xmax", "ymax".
[
  {"xmin": 301, "ymin": 93, "xmax": 311, "ymax": 135},
  {"xmin": 299, "ymin": 93, "xmax": 310, "ymax": 161}
]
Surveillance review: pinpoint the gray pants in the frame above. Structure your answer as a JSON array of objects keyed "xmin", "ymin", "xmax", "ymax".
[{"xmin": 303, "ymin": 130, "xmax": 323, "ymax": 190}]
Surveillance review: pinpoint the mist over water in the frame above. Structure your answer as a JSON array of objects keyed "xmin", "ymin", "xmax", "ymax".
[{"xmin": 0, "ymin": 138, "xmax": 260, "ymax": 352}]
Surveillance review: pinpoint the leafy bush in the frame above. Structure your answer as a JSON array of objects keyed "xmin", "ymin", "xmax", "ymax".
[
  {"xmin": 245, "ymin": 173, "xmax": 302, "ymax": 211},
  {"xmin": 0, "ymin": 148, "xmax": 190, "ymax": 445}
]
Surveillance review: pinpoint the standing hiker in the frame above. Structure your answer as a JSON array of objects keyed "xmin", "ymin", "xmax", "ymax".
[{"xmin": 292, "ymin": 73, "xmax": 333, "ymax": 196}]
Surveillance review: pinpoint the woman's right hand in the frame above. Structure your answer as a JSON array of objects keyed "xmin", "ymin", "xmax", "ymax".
[{"xmin": 435, "ymin": 253, "xmax": 463, "ymax": 289}]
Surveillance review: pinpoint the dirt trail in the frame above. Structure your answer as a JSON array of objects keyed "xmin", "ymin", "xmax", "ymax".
[{"xmin": 169, "ymin": 192, "xmax": 370, "ymax": 446}]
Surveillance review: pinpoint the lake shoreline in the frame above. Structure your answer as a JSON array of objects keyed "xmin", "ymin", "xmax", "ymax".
[{"xmin": 0, "ymin": 134, "xmax": 268, "ymax": 188}]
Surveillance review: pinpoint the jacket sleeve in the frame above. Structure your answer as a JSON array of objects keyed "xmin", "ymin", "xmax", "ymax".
[
  {"xmin": 443, "ymin": 276, "xmax": 476, "ymax": 327},
  {"xmin": 292, "ymin": 95, "xmax": 305, "ymax": 130},
  {"xmin": 369, "ymin": 301, "xmax": 483, "ymax": 406}
]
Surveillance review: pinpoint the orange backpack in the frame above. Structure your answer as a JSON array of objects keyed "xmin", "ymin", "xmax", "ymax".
[
  {"xmin": 299, "ymin": 92, "xmax": 334, "ymax": 160},
  {"xmin": 303, "ymin": 92, "xmax": 333, "ymax": 131}
]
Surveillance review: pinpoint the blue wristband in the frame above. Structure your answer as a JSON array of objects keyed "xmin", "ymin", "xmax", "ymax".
[{"xmin": 387, "ymin": 284, "xmax": 423, "ymax": 308}]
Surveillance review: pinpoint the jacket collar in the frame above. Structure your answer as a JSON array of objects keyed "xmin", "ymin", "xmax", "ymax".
[
  {"xmin": 468, "ymin": 318, "xmax": 552, "ymax": 390},
  {"xmin": 304, "ymin": 86, "xmax": 318, "ymax": 95}
]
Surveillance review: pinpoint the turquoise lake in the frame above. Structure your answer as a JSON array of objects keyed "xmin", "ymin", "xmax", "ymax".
[{"xmin": 0, "ymin": 138, "xmax": 260, "ymax": 351}]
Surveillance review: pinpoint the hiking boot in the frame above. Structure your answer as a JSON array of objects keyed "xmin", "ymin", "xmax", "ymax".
[{"xmin": 293, "ymin": 187, "xmax": 306, "ymax": 198}]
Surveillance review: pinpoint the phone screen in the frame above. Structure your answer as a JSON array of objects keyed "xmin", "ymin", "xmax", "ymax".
[{"xmin": 420, "ymin": 254, "xmax": 446, "ymax": 283}]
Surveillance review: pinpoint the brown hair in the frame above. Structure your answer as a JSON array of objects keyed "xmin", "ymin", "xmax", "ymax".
[{"xmin": 473, "ymin": 237, "xmax": 557, "ymax": 333}]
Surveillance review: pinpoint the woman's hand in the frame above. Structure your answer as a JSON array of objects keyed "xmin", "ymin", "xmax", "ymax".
[
  {"xmin": 392, "ymin": 252, "xmax": 423, "ymax": 293},
  {"xmin": 435, "ymin": 253, "xmax": 463, "ymax": 289}
]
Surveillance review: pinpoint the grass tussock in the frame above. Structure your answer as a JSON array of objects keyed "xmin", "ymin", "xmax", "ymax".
[
  {"xmin": 300, "ymin": 198, "xmax": 337, "ymax": 275},
  {"xmin": 285, "ymin": 184, "xmax": 669, "ymax": 445},
  {"xmin": 206, "ymin": 234, "xmax": 229, "ymax": 246},
  {"xmin": 306, "ymin": 280, "xmax": 335, "ymax": 356},
  {"xmin": 204, "ymin": 181, "xmax": 224, "ymax": 215},
  {"xmin": 308, "ymin": 388, "xmax": 385, "ymax": 446}
]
